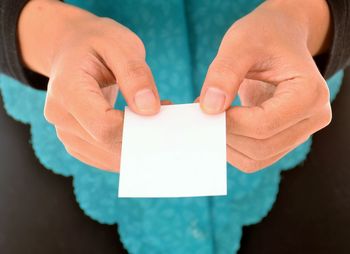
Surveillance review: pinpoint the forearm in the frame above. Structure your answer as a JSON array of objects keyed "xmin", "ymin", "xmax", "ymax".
[{"xmin": 18, "ymin": 0, "xmax": 96, "ymax": 76}]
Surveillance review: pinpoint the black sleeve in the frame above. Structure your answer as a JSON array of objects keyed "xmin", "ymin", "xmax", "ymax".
[
  {"xmin": 316, "ymin": 0, "xmax": 350, "ymax": 79},
  {"xmin": 0, "ymin": 0, "xmax": 349, "ymax": 91},
  {"xmin": 0, "ymin": 0, "xmax": 48, "ymax": 90}
]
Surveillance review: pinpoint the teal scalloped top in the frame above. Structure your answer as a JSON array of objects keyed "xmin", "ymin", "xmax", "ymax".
[{"xmin": 0, "ymin": 0, "xmax": 344, "ymax": 253}]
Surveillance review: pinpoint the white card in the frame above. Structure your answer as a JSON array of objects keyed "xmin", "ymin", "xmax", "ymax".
[{"xmin": 118, "ymin": 103, "xmax": 227, "ymax": 198}]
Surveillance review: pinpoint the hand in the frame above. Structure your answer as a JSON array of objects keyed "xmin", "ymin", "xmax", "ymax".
[
  {"xmin": 199, "ymin": 0, "xmax": 332, "ymax": 172},
  {"xmin": 19, "ymin": 1, "xmax": 161, "ymax": 171}
]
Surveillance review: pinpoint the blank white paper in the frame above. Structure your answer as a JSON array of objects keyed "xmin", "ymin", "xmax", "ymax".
[{"xmin": 118, "ymin": 103, "xmax": 227, "ymax": 198}]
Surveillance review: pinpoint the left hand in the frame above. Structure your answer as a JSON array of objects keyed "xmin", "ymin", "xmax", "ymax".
[{"xmin": 199, "ymin": 0, "xmax": 332, "ymax": 172}]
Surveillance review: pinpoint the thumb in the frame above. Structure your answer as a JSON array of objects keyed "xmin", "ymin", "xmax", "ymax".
[
  {"xmin": 200, "ymin": 39, "xmax": 255, "ymax": 114},
  {"xmin": 101, "ymin": 42, "xmax": 160, "ymax": 116}
]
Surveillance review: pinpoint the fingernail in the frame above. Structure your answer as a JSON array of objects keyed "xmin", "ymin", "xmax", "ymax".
[
  {"xmin": 134, "ymin": 88, "xmax": 157, "ymax": 112},
  {"xmin": 202, "ymin": 87, "xmax": 226, "ymax": 113}
]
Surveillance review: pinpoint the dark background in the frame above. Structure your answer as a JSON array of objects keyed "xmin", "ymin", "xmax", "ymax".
[{"xmin": 0, "ymin": 70, "xmax": 349, "ymax": 254}]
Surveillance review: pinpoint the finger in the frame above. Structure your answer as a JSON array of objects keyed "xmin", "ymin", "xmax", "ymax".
[
  {"xmin": 56, "ymin": 122, "xmax": 121, "ymax": 152},
  {"xmin": 66, "ymin": 148, "xmax": 116, "ymax": 172},
  {"xmin": 200, "ymin": 37, "xmax": 255, "ymax": 114},
  {"xmin": 227, "ymin": 104, "xmax": 331, "ymax": 160},
  {"xmin": 57, "ymin": 129, "xmax": 121, "ymax": 172},
  {"xmin": 59, "ymin": 101, "xmax": 169, "ymax": 153},
  {"xmin": 227, "ymin": 78, "xmax": 330, "ymax": 139},
  {"xmin": 227, "ymin": 133, "xmax": 309, "ymax": 162},
  {"xmin": 227, "ymin": 145, "xmax": 290, "ymax": 173},
  {"xmin": 101, "ymin": 43, "xmax": 161, "ymax": 115},
  {"xmin": 50, "ymin": 73, "xmax": 124, "ymax": 144},
  {"xmin": 45, "ymin": 97, "xmax": 123, "ymax": 148}
]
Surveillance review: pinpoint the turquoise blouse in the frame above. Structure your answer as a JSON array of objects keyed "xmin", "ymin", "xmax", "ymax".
[{"xmin": 0, "ymin": 0, "xmax": 343, "ymax": 253}]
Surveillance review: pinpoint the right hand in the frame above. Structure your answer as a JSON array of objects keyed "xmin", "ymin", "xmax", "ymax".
[{"xmin": 19, "ymin": 1, "xmax": 161, "ymax": 171}]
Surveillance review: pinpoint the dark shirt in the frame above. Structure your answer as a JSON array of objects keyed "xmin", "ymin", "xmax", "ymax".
[{"xmin": 0, "ymin": 0, "xmax": 349, "ymax": 90}]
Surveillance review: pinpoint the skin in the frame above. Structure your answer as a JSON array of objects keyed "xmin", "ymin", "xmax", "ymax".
[
  {"xmin": 18, "ymin": 0, "xmax": 331, "ymax": 173},
  {"xmin": 199, "ymin": 0, "xmax": 332, "ymax": 172}
]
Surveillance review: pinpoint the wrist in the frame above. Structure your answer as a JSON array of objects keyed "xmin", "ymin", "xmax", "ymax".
[
  {"xmin": 18, "ymin": 0, "xmax": 96, "ymax": 76},
  {"xmin": 263, "ymin": 0, "xmax": 331, "ymax": 56}
]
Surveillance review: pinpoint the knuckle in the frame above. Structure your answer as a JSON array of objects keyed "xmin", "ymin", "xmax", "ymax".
[
  {"xmin": 98, "ymin": 17, "xmax": 145, "ymax": 50},
  {"xmin": 209, "ymin": 58, "xmax": 237, "ymax": 78},
  {"xmin": 321, "ymin": 103, "xmax": 333, "ymax": 128},
  {"xmin": 225, "ymin": 21, "xmax": 246, "ymax": 42},
  {"xmin": 308, "ymin": 77, "xmax": 330, "ymax": 108},
  {"xmin": 316, "ymin": 79, "xmax": 330, "ymax": 103},
  {"xmin": 123, "ymin": 60, "xmax": 150, "ymax": 80},
  {"xmin": 225, "ymin": 22, "xmax": 264, "ymax": 52},
  {"xmin": 128, "ymin": 33, "xmax": 146, "ymax": 54},
  {"xmin": 118, "ymin": 31, "xmax": 146, "ymax": 56},
  {"xmin": 325, "ymin": 105, "xmax": 333, "ymax": 125}
]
